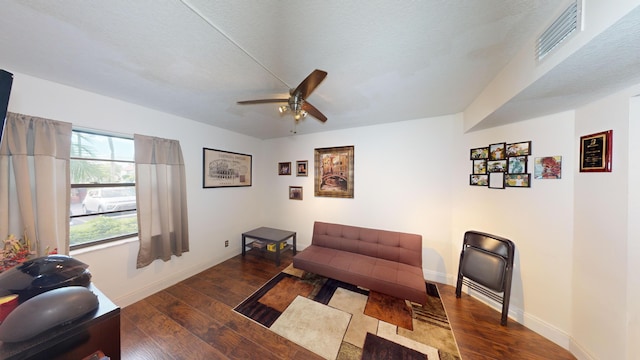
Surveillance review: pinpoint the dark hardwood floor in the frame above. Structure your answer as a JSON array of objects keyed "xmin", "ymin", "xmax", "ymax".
[{"xmin": 121, "ymin": 251, "xmax": 576, "ymax": 360}]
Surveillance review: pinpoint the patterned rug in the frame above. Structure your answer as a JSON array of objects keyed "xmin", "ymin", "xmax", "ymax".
[{"xmin": 233, "ymin": 265, "xmax": 461, "ymax": 360}]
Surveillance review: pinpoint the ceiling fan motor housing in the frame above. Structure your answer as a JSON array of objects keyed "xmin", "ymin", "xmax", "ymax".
[{"xmin": 289, "ymin": 93, "xmax": 303, "ymax": 112}]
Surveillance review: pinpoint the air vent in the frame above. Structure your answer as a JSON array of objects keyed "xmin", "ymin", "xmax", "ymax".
[{"xmin": 536, "ymin": 1, "xmax": 580, "ymax": 61}]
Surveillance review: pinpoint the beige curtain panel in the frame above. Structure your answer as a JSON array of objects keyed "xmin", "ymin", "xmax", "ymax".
[
  {"xmin": 0, "ymin": 112, "xmax": 72, "ymax": 255},
  {"xmin": 134, "ymin": 134, "xmax": 189, "ymax": 268}
]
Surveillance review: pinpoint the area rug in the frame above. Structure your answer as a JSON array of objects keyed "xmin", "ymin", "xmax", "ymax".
[{"xmin": 233, "ymin": 265, "xmax": 461, "ymax": 360}]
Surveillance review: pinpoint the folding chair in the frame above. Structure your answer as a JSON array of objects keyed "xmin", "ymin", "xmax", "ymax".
[{"xmin": 455, "ymin": 230, "xmax": 515, "ymax": 325}]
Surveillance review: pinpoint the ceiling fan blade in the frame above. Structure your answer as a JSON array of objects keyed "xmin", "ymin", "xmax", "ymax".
[
  {"xmin": 292, "ymin": 69, "xmax": 327, "ymax": 99},
  {"xmin": 302, "ymin": 102, "xmax": 327, "ymax": 122},
  {"xmin": 237, "ymin": 98, "xmax": 288, "ymax": 105}
]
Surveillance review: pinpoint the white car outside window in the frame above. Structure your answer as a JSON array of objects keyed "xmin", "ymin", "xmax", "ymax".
[{"xmin": 82, "ymin": 188, "xmax": 136, "ymax": 214}]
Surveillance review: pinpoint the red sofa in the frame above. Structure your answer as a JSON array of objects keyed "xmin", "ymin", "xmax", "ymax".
[{"xmin": 292, "ymin": 221, "xmax": 427, "ymax": 305}]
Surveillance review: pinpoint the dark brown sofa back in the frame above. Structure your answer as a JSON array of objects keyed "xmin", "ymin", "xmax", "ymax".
[{"xmin": 312, "ymin": 221, "xmax": 422, "ymax": 267}]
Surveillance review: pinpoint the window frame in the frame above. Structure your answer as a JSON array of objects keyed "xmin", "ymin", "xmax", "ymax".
[{"xmin": 69, "ymin": 129, "xmax": 138, "ymax": 250}]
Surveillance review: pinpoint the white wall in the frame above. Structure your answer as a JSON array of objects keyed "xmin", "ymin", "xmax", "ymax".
[
  {"xmin": 627, "ymin": 95, "xmax": 640, "ymax": 359},
  {"xmin": 571, "ymin": 85, "xmax": 638, "ymax": 360},
  {"xmin": 458, "ymin": 84, "xmax": 640, "ymax": 359},
  {"xmin": 260, "ymin": 114, "xmax": 462, "ymax": 283},
  {"xmin": 454, "ymin": 111, "xmax": 576, "ymax": 348},
  {"xmin": 7, "ymin": 72, "xmax": 265, "ymax": 306}
]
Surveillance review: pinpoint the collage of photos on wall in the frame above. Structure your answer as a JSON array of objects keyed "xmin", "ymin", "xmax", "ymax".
[{"xmin": 470, "ymin": 141, "xmax": 532, "ymax": 189}]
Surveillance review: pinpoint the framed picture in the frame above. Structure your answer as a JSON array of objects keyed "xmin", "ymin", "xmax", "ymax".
[
  {"xmin": 203, "ymin": 148, "xmax": 252, "ymax": 188},
  {"xmin": 289, "ymin": 186, "xmax": 303, "ymax": 200},
  {"xmin": 489, "ymin": 172, "xmax": 505, "ymax": 189},
  {"xmin": 506, "ymin": 141, "xmax": 532, "ymax": 156},
  {"xmin": 296, "ymin": 160, "xmax": 308, "ymax": 176},
  {"xmin": 470, "ymin": 147, "xmax": 489, "ymax": 159},
  {"xmin": 508, "ymin": 156, "xmax": 527, "ymax": 174},
  {"xmin": 472, "ymin": 159, "xmax": 487, "ymax": 174},
  {"xmin": 580, "ymin": 130, "xmax": 612, "ymax": 172},
  {"xmin": 314, "ymin": 145, "xmax": 355, "ymax": 198},
  {"xmin": 505, "ymin": 174, "xmax": 531, "ymax": 187},
  {"xmin": 278, "ymin": 162, "xmax": 292, "ymax": 175},
  {"xmin": 534, "ymin": 156, "xmax": 562, "ymax": 179},
  {"xmin": 487, "ymin": 159, "xmax": 507, "ymax": 172},
  {"xmin": 489, "ymin": 142, "xmax": 506, "ymax": 160},
  {"xmin": 470, "ymin": 174, "xmax": 488, "ymax": 186}
]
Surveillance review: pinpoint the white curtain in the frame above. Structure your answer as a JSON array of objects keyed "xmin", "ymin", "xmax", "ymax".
[
  {"xmin": 0, "ymin": 112, "xmax": 72, "ymax": 255},
  {"xmin": 134, "ymin": 134, "xmax": 189, "ymax": 268}
]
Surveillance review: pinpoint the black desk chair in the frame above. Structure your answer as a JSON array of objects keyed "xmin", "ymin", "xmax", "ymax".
[{"xmin": 455, "ymin": 230, "xmax": 515, "ymax": 325}]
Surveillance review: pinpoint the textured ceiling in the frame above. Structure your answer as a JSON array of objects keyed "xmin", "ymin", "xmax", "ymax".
[
  {"xmin": 1, "ymin": 1, "xmax": 637, "ymax": 139},
  {"xmin": 475, "ymin": 4, "xmax": 640, "ymax": 130}
]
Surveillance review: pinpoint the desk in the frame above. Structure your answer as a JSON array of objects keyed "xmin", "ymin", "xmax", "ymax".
[
  {"xmin": 242, "ymin": 227, "xmax": 296, "ymax": 266},
  {"xmin": 0, "ymin": 284, "xmax": 120, "ymax": 360}
]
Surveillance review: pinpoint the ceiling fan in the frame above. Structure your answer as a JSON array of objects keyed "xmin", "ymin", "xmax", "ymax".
[{"xmin": 237, "ymin": 69, "xmax": 328, "ymax": 123}]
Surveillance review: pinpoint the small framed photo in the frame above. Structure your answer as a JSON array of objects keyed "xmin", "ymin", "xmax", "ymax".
[
  {"xmin": 296, "ymin": 160, "xmax": 308, "ymax": 176},
  {"xmin": 278, "ymin": 162, "xmax": 291, "ymax": 175},
  {"xmin": 470, "ymin": 147, "xmax": 489, "ymax": 160},
  {"xmin": 470, "ymin": 174, "xmax": 488, "ymax": 186},
  {"xmin": 472, "ymin": 159, "xmax": 487, "ymax": 174},
  {"xmin": 489, "ymin": 172, "xmax": 505, "ymax": 189},
  {"xmin": 289, "ymin": 186, "xmax": 303, "ymax": 200},
  {"xmin": 508, "ymin": 156, "xmax": 527, "ymax": 174},
  {"xmin": 489, "ymin": 142, "xmax": 506, "ymax": 160},
  {"xmin": 506, "ymin": 141, "xmax": 532, "ymax": 156},
  {"xmin": 487, "ymin": 159, "xmax": 507, "ymax": 172},
  {"xmin": 505, "ymin": 174, "xmax": 531, "ymax": 187},
  {"xmin": 580, "ymin": 130, "xmax": 612, "ymax": 172},
  {"xmin": 534, "ymin": 156, "xmax": 562, "ymax": 179}
]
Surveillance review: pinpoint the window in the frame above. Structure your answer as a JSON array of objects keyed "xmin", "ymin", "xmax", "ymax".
[{"xmin": 69, "ymin": 129, "xmax": 138, "ymax": 249}]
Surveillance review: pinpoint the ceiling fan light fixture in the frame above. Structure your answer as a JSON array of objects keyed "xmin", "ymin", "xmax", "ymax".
[{"xmin": 237, "ymin": 69, "xmax": 328, "ymax": 124}]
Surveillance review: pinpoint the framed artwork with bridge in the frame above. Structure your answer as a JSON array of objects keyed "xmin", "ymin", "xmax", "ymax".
[{"xmin": 314, "ymin": 145, "xmax": 354, "ymax": 198}]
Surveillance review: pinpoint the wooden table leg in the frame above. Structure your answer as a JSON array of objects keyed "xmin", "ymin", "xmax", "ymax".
[{"xmin": 292, "ymin": 233, "xmax": 297, "ymax": 255}]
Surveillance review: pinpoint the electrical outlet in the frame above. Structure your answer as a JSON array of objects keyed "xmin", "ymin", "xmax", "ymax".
[{"xmin": 224, "ymin": 240, "xmax": 229, "ymax": 247}]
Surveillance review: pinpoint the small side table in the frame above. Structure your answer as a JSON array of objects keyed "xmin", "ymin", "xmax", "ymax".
[{"xmin": 242, "ymin": 227, "xmax": 297, "ymax": 266}]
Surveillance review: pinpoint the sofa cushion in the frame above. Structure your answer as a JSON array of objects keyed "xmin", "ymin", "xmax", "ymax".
[
  {"xmin": 293, "ymin": 245, "xmax": 427, "ymax": 304},
  {"xmin": 313, "ymin": 222, "xmax": 422, "ymax": 267}
]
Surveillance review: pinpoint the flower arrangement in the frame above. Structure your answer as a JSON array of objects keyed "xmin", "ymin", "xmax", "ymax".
[{"xmin": 1, "ymin": 234, "xmax": 35, "ymax": 272}]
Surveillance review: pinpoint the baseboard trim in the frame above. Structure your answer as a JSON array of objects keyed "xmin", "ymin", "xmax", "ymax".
[
  {"xmin": 422, "ymin": 268, "xmax": 449, "ymax": 284},
  {"xmin": 426, "ymin": 270, "xmax": 578, "ymax": 357},
  {"xmin": 115, "ymin": 256, "xmax": 228, "ymax": 307},
  {"xmin": 459, "ymin": 286, "xmax": 573, "ymax": 352},
  {"xmin": 569, "ymin": 338, "xmax": 596, "ymax": 360}
]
